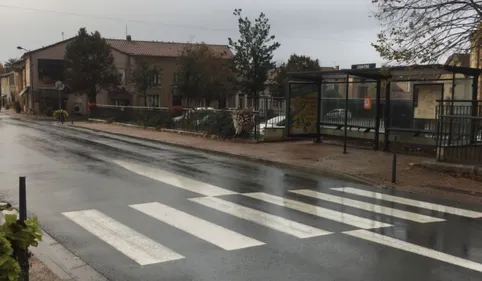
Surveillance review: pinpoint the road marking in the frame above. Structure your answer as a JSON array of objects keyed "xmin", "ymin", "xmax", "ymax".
[
  {"xmin": 189, "ymin": 196, "xmax": 332, "ymax": 238},
  {"xmin": 130, "ymin": 202, "xmax": 264, "ymax": 250},
  {"xmin": 332, "ymin": 187, "xmax": 482, "ymax": 218},
  {"xmin": 113, "ymin": 160, "xmax": 237, "ymax": 196},
  {"xmin": 62, "ymin": 209, "xmax": 184, "ymax": 265},
  {"xmin": 344, "ymin": 229, "xmax": 482, "ymax": 273},
  {"xmin": 290, "ymin": 189, "xmax": 445, "ymax": 223},
  {"xmin": 243, "ymin": 192, "xmax": 392, "ymax": 229}
]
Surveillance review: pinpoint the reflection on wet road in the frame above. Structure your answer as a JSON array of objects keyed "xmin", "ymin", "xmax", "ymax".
[{"xmin": 1, "ymin": 116, "xmax": 482, "ymax": 281}]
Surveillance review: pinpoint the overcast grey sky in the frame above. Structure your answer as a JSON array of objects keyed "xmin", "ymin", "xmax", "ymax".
[{"xmin": 0, "ymin": 0, "xmax": 384, "ymax": 68}]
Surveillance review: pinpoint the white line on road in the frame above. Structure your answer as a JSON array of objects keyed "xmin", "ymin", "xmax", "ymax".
[
  {"xmin": 130, "ymin": 202, "xmax": 264, "ymax": 250},
  {"xmin": 62, "ymin": 209, "xmax": 184, "ymax": 265},
  {"xmin": 332, "ymin": 187, "xmax": 482, "ymax": 218},
  {"xmin": 344, "ymin": 229, "xmax": 482, "ymax": 273},
  {"xmin": 289, "ymin": 189, "xmax": 445, "ymax": 223},
  {"xmin": 113, "ymin": 160, "xmax": 237, "ymax": 197},
  {"xmin": 243, "ymin": 192, "xmax": 392, "ymax": 229},
  {"xmin": 189, "ymin": 196, "xmax": 332, "ymax": 238}
]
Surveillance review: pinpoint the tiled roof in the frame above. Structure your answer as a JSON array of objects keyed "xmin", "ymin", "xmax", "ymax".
[{"xmin": 105, "ymin": 39, "xmax": 233, "ymax": 59}]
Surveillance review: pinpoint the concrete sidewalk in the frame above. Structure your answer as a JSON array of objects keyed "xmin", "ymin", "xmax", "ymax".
[{"xmin": 71, "ymin": 121, "xmax": 482, "ymax": 203}]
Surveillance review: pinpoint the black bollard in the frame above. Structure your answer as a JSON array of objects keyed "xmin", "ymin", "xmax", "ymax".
[
  {"xmin": 391, "ymin": 137, "xmax": 397, "ymax": 184},
  {"xmin": 18, "ymin": 176, "xmax": 29, "ymax": 281}
]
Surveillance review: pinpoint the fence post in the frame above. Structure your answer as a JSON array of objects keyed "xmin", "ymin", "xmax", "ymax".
[
  {"xmin": 391, "ymin": 137, "xmax": 397, "ymax": 184},
  {"xmin": 343, "ymin": 74, "xmax": 349, "ymax": 154},
  {"xmin": 374, "ymin": 80, "xmax": 381, "ymax": 150},
  {"xmin": 383, "ymin": 82, "xmax": 391, "ymax": 151},
  {"xmin": 315, "ymin": 82, "xmax": 322, "ymax": 143},
  {"xmin": 18, "ymin": 176, "xmax": 29, "ymax": 281}
]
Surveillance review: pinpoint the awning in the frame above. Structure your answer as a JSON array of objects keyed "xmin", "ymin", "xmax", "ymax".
[{"xmin": 18, "ymin": 86, "xmax": 30, "ymax": 97}]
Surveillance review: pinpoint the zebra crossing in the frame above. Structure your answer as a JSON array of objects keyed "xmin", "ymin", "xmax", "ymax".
[{"xmin": 62, "ymin": 160, "xmax": 482, "ymax": 273}]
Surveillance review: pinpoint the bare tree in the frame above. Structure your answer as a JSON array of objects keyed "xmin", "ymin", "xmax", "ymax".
[{"xmin": 372, "ymin": 0, "xmax": 482, "ymax": 64}]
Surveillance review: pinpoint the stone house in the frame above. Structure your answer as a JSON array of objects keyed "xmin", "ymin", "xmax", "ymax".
[
  {"xmin": 15, "ymin": 35, "xmax": 233, "ymax": 115},
  {"xmin": 0, "ymin": 72, "xmax": 16, "ymax": 107}
]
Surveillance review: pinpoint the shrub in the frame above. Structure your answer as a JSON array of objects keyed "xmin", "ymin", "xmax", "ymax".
[
  {"xmin": 134, "ymin": 109, "xmax": 172, "ymax": 129},
  {"xmin": 53, "ymin": 110, "xmax": 69, "ymax": 121},
  {"xmin": 14, "ymin": 102, "xmax": 21, "ymax": 114},
  {"xmin": 170, "ymin": 106, "xmax": 184, "ymax": 118},
  {"xmin": 0, "ymin": 204, "xmax": 42, "ymax": 281},
  {"xmin": 232, "ymin": 108, "xmax": 255, "ymax": 137},
  {"xmin": 203, "ymin": 110, "xmax": 236, "ymax": 138},
  {"xmin": 5, "ymin": 104, "xmax": 10, "ymax": 110}
]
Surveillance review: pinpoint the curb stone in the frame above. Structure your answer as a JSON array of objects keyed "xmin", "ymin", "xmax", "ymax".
[
  {"xmin": 30, "ymin": 230, "xmax": 109, "ymax": 281},
  {"xmin": 67, "ymin": 124, "xmax": 378, "ymax": 187},
  {"xmin": 1, "ymin": 200, "xmax": 108, "ymax": 280}
]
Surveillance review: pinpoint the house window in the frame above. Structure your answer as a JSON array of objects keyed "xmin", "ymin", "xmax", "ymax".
[
  {"xmin": 172, "ymin": 73, "xmax": 179, "ymax": 95},
  {"xmin": 113, "ymin": 99, "xmax": 129, "ymax": 106},
  {"xmin": 38, "ymin": 59, "xmax": 66, "ymax": 84},
  {"xmin": 147, "ymin": 95, "xmax": 160, "ymax": 107},
  {"xmin": 118, "ymin": 68, "xmax": 126, "ymax": 85},
  {"xmin": 152, "ymin": 67, "xmax": 161, "ymax": 86}
]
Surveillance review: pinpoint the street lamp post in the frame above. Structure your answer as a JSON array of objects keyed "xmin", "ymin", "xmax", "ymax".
[{"xmin": 17, "ymin": 46, "xmax": 34, "ymax": 116}]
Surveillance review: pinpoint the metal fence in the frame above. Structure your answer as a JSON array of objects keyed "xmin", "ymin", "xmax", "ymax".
[
  {"xmin": 436, "ymin": 101, "xmax": 482, "ymax": 164},
  {"xmin": 90, "ymin": 103, "xmax": 265, "ymax": 140}
]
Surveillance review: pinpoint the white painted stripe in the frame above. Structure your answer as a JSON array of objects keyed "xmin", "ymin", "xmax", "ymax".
[
  {"xmin": 243, "ymin": 192, "xmax": 391, "ymax": 229},
  {"xmin": 113, "ymin": 160, "xmax": 237, "ymax": 196},
  {"xmin": 189, "ymin": 197, "xmax": 332, "ymax": 238},
  {"xmin": 129, "ymin": 202, "xmax": 264, "ymax": 250},
  {"xmin": 62, "ymin": 210, "xmax": 183, "ymax": 265},
  {"xmin": 290, "ymin": 189, "xmax": 445, "ymax": 223},
  {"xmin": 332, "ymin": 187, "xmax": 482, "ymax": 218},
  {"xmin": 345, "ymin": 229, "xmax": 482, "ymax": 273}
]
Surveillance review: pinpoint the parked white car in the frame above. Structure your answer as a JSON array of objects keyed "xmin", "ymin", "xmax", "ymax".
[
  {"xmin": 172, "ymin": 107, "xmax": 216, "ymax": 123},
  {"xmin": 257, "ymin": 115, "xmax": 286, "ymax": 135},
  {"xmin": 324, "ymin": 109, "xmax": 352, "ymax": 120}
]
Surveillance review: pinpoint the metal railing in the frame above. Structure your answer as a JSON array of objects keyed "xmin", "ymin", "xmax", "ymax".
[
  {"xmin": 89, "ymin": 104, "xmax": 260, "ymax": 140},
  {"xmin": 436, "ymin": 101, "xmax": 482, "ymax": 164}
]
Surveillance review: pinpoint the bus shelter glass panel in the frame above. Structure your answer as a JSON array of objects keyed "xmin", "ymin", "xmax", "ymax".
[{"xmin": 287, "ymin": 83, "xmax": 319, "ymax": 137}]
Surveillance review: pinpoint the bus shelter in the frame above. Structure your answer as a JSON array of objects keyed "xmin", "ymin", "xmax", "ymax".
[{"xmin": 286, "ymin": 64, "xmax": 482, "ymax": 153}]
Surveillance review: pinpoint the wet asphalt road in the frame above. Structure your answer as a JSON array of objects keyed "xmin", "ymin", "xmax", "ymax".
[{"xmin": 1, "ymin": 114, "xmax": 482, "ymax": 281}]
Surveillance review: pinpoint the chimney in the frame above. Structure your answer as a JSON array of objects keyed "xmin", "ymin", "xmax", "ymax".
[
  {"xmin": 335, "ymin": 65, "xmax": 340, "ymax": 70},
  {"xmin": 126, "ymin": 35, "xmax": 132, "ymax": 41}
]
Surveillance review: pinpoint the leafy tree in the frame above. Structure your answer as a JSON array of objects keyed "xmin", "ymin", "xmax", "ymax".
[
  {"xmin": 64, "ymin": 28, "xmax": 120, "ymax": 103},
  {"xmin": 131, "ymin": 59, "xmax": 162, "ymax": 106},
  {"xmin": 228, "ymin": 9, "xmax": 280, "ymax": 106},
  {"xmin": 372, "ymin": 0, "xmax": 482, "ymax": 64},
  {"xmin": 3, "ymin": 58, "xmax": 18, "ymax": 73},
  {"xmin": 270, "ymin": 54, "xmax": 321, "ymax": 98},
  {"xmin": 174, "ymin": 43, "xmax": 236, "ymax": 108},
  {"xmin": 0, "ymin": 63, "xmax": 4, "ymax": 75}
]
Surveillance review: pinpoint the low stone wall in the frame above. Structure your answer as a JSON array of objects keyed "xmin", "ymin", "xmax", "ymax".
[
  {"xmin": 320, "ymin": 128, "xmax": 437, "ymax": 146},
  {"xmin": 437, "ymin": 145, "xmax": 482, "ymax": 165}
]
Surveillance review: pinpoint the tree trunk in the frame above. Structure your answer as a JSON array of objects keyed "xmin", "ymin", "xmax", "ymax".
[
  {"xmin": 218, "ymin": 95, "xmax": 227, "ymax": 109},
  {"xmin": 144, "ymin": 90, "xmax": 147, "ymax": 107},
  {"xmin": 205, "ymin": 98, "xmax": 212, "ymax": 108}
]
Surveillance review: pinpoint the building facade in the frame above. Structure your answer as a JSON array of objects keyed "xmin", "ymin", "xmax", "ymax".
[{"xmin": 15, "ymin": 36, "xmax": 233, "ymax": 115}]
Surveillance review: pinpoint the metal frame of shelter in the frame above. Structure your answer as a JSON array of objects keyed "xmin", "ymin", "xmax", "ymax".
[{"xmin": 286, "ymin": 64, "xmax": 482, "ymax": 153}]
